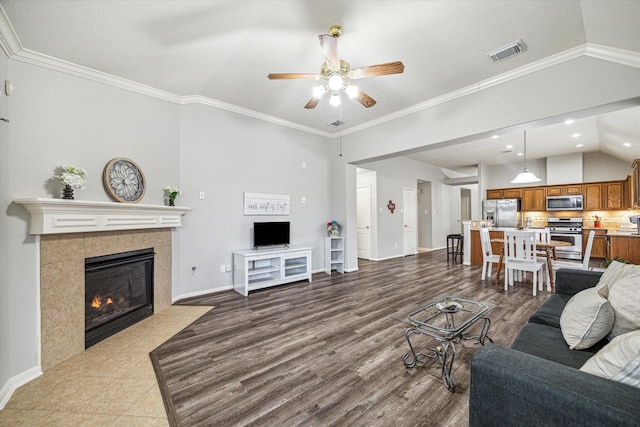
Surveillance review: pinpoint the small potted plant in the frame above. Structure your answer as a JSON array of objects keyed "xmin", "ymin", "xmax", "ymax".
[
  {"xmin": 163, "ymin": 186, "xmax": 181, "ymax": 206},
  {"xmin": 54, "ymin": 165, "xmax": 87, "ymax": 199}
]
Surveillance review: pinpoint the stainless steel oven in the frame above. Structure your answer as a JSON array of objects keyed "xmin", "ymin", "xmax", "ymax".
[{"xmin": 548, "ymin": 217, "xmax": 583, "ymax": 260}]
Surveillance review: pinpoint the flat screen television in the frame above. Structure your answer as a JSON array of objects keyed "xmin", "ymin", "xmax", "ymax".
[{"xmin": 253, "ymin": 222, "xmax": 290, "ymax": 248}]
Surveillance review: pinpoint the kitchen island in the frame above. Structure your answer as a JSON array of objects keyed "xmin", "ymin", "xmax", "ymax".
[
  {"xmin": 468, "ymin": 227, "xmax": 520, "ymax": 266},
  {"xmin": 606, "ymin": 229, "xmax": 640, "ymax": 264}
]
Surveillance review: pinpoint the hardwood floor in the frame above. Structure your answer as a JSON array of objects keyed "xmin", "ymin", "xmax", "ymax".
[{"xmin": 151, "ymin": 250, "xmax": 550, "ymax": 426}]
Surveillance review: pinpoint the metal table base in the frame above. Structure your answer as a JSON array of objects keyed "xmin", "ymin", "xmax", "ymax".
[{"xmin": 400, "ymin": 297, "xmax": 493, "ymax": 391}]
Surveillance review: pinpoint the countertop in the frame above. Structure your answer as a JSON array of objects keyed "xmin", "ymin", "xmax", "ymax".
[{"xmin": 470, "ymin": 226, "xmax": 640, "ymax": 236}]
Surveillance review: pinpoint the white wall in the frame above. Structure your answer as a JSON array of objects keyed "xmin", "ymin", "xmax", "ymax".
[
  {"xmin": 340, "ymin": 57, "xmax": 640, "ymax": 164},
  {"xmin": 0, "ymin": 57, "xmax": 333, "ymax": 400},
  {"xmin": 483, "ymin": 158, "xmax": 547, "ymax": 189},
  {"xmin": 177, "ymin": 103, "xmax": 332, "ymax": 297},
  {"xmin": 335, "ymin": 55, "xmax": 640, "ymax": 268},
  {"xmin": 0, "ymin": 57, "xmax": 180, "ymax": 400},
  {"xmin": 583, "ymin": 152, "xmax": 632, "ymax": 182},
  {"xmin": 358, "ymin": 157, "xmax": 461, "ymax": 258},
  {"xmin": 547, "ymin": 153, "xmax": 583, "ymax": 184}
]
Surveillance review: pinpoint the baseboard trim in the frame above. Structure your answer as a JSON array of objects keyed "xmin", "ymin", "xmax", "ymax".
[
  {"xmin": 0, "ymin": 366, "xmax": 42, "ymax": 409},
  {"xmin": 172, "ymin": 286, "xmax": 233, "ymax": 303},
  {"xmin": 371, "ymin": 254, "xmax": 407, "ymax": 262}
]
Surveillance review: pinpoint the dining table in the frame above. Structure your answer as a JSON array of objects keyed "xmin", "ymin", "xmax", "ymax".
[{"xmin": 490, "ymin": 237, "xmax": 571, "ymax": 292}]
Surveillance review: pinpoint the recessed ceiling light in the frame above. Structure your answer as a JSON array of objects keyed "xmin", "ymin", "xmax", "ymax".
[
  {"xmin": 624, "ymin": 142, "xmax": 632, "ymax": 147},
  {"xmin": 491, "ymin": 135, "xmax": 499, "ymax": 139},
  {"xmin": 576, "ymin": 144, "xmax": 584, "ymax": 148},
  {"xmin": 506, "ymin": 144, "xmax": 513, "ymax": 149},
  {"xmin": 565, "ymin": 119, "xmax": 574, "ymax": 125},
  {"xmin": 571, "ymin": 133, "xmax": 580, "ymax": 138},
  {"xmin": 517, "ymin": 152, "xmax": 523, "ymax": 157}
]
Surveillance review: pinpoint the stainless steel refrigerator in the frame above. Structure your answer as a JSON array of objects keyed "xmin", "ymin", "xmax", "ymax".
[{"xmin": 482, "ymin": 199, "xmax": 521, "ymax": 228}]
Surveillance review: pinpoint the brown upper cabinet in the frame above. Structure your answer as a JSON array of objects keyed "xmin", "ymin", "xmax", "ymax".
[
  {"xmin": 603, "ymin": 181, "xmax": 627, "ymax": 210},
  {"xmin": 632, "ymin": 160, "xmax": 640, "ymax": 209},
  {"xmin": 486, "ymin": 189, "xmax": 504, "ymax": 199},
  {"xmin": 522, "ymin": 187, "xmax": 546, "ymax": 211},
  {"xmin": 487, "ymin": 179, "xmax": 630, "ymax": 211},
  {"xmin": 583, "ymin": 183, "xmax": 603, "ymax": 210},
  {"xmin": 502, "ymin": 188, "xmax": 522, "ymax": 198},
  {"xmin": 546, "ymin": 184, "xmax": 582, "ymax": 196}
]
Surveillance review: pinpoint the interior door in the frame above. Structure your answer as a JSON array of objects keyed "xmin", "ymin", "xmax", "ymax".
[
  {"xmin": 357, "ymin": 185, "xmax": 372, "ymax": 260},
  {"xmin": 403, "ymin": 187, "xmax": 417, "ymax": 256}
]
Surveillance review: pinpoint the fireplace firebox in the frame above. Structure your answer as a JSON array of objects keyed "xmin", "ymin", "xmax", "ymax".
[{"xmin": 85, "ymin": 248, "xmax": 154, "ymax": 348}]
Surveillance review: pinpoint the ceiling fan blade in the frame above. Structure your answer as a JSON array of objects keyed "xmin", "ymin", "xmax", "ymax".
[
  {"xmin": 304, "ymin": 89, "xmax": 327, "ymax": 109},
  {"xmin": 349, "ymin": 61, "xmax": 405, "ymax": 79},
  {"xmin": 267, "ymin": 73, "xmax": 319, "ymax": 80},
  {"xmin": 304, "ymin": 97, "xmax": 321, "ymax": 109},
  {"xmin": 354, "ymin": 90, "xmax": 377, "ymax": 108},
  {"xmin": 318, "ymin": 34, "xmax": 339, "ymax": 69}
]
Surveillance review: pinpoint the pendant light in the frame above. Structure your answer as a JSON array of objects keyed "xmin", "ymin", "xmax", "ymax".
[{"xmin": 511, "ymin": 130, "xmax": 540, "ymax": 184}]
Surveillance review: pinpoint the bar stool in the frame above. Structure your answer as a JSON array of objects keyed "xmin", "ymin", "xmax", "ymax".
[{"xmin": 447, "ymin": 233, "xmax": 464, "ymax": 263}]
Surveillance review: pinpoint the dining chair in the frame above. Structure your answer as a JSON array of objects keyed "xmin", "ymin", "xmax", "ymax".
[
  {"xmin": 503, "ymin": 230, "xmax": 549, "ymax": 296},
  {"xmin": 551, "ymin": 230, "xmax": 595, "ymax": 280},
  {"xmin": 533, "ymin": 227, "xmax": 551, "ymax": 256},
  {"xmin": 479, "ymin": 228, "xmax": 501, "ymax": 280}
]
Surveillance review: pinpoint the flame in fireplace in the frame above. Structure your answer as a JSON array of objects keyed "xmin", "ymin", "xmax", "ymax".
[{"xmin": 91, "ymin": 296, "xmax": 113, "ymax": 308}]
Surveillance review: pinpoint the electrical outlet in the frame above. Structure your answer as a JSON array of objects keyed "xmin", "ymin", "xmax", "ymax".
[
  {"xmin": 199, "ymin": 191, "xmax": 205, "ymax": 200},
  {"xmin": 219, "ymin": 264, "xmax": 225, "ymax": 273}
]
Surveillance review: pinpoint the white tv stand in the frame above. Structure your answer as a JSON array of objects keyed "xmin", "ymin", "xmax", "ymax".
[{"xmin": 233, "ymin": 245, "xmax": 313, "ymax": 296}]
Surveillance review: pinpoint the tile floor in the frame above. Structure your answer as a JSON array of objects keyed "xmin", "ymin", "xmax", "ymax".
[{"xmin": 0, "ymin": 305, "xmax": 211, "ymax": 426}]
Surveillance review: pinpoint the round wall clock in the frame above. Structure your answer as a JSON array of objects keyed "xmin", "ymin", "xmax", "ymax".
[{"xmin": 103, "ymin": 157, "xmax": 146, "ymax": 203}]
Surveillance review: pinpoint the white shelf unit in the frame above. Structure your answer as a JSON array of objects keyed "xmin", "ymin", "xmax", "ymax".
[
  {"xmin": 325, "ymin": 237, "xmax": 344, "ymax": 274},
  {"xmin": 233, "ymin": 246, "xmax": 312, "ymax": 296}
]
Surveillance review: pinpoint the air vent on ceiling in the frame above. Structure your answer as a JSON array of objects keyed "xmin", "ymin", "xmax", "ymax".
[
  {"xmin": 328, "ymin": 120, "xmax": 344, "ymax": 127},
  {"xmin": 487, "ymin": 39, "xmax": 527, "ymax": 63}
]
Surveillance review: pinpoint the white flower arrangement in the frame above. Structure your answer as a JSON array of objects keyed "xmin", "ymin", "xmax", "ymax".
[
  {"xmin": 54, "ymin": 165, "xmax": 87, "ymax": 189},
  {"xmin": 163, "ymin": 186, "xmax": 182, "ymax": 201}
]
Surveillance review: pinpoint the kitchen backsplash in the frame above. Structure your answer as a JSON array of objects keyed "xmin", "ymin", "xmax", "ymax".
[{"xmin": 524, "ymin": 210, "xmax": 640, "ymax": 229}]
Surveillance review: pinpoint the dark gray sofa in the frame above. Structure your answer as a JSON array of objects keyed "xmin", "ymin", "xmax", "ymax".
[{"xmin": 469, "ymin": 269, "xmax": 640, "ymax": 426}]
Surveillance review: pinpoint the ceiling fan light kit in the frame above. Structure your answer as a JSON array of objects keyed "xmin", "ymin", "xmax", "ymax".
[{"xmin": 268, "ymin": 25, "xmax": 404, "ymax": 109}]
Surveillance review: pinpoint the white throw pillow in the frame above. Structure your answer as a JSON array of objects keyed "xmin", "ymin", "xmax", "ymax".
[
  {"xmin": 595, "ymin": 261, "xmax": 640, "ymax": 298},
  {"xmin": 560, "ymin": 287, "xmax": 614, "ymax": 350},
  {"xmin": 581, "ymin": 330, "xmax": 640, "ymax": 389},
  {"xmin": 606, "ymin": 275, "xmax": 640, "ymax": 340}
]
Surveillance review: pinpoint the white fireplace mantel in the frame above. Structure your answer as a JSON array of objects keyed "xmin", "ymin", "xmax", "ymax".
[{"xmin": 14, "ymin": 198, "xmax": 191, "ymax": 235}]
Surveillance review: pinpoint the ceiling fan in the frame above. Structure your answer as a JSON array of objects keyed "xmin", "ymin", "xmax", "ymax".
[{"xmin": 267, "ymin": 25, "xmax": 405, "ymax": 109}]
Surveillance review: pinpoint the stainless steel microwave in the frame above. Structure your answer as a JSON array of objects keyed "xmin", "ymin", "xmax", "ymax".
[{"xmin": 546, "ymin": 195, "xmax": 583, "ymax": 211}]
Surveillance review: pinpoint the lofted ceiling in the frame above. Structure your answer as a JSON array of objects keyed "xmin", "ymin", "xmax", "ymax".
[{"xmin": 1, "ymin": 0, "xmax": 639, "ymax": 170}]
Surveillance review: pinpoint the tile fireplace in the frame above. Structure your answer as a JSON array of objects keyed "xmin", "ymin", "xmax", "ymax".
[
  {"xmin": 14, "ymin": 197, "xmax": 191, "ymax": 372},
  {"xmin": 85, "ymin": 247, "xmax": 155, "ymax": 348}
]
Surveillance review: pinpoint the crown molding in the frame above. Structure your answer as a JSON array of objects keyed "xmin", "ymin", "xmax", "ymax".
[
  {"xmin": 0, "ymin": 5, "xmax": 21, "ymax": 56},
  {"xmin": 0, "ymin": 4, "xmax": 637, "ymax": 140},
  {"xmin": 585, "ymin": 44, "xmax": 640, "ymax": 69},
  {"xmin": 179, "ymin": 95, "xmax": 333, "ymax": 138},
  {"xmin": 338, "ymin": 43, "xmax": 640, "ymax": 137}
]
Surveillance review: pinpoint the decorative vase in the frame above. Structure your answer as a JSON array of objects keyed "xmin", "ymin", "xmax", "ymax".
[
  {"xmin": 328, "ymin": 228, "xmax": 341, "ymax": 237},
  {"xmin": 62, "ymin": 185, "xmax": 74, "ymax": 200},
  {"xmin": 169, "ymin": 198, "xmax": 175, "ymax": 206}
]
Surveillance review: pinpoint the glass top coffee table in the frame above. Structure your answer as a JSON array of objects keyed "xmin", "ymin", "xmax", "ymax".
[{"xmin": 399, "ymin": 295, "xmax": 493, "ymax": 391}]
